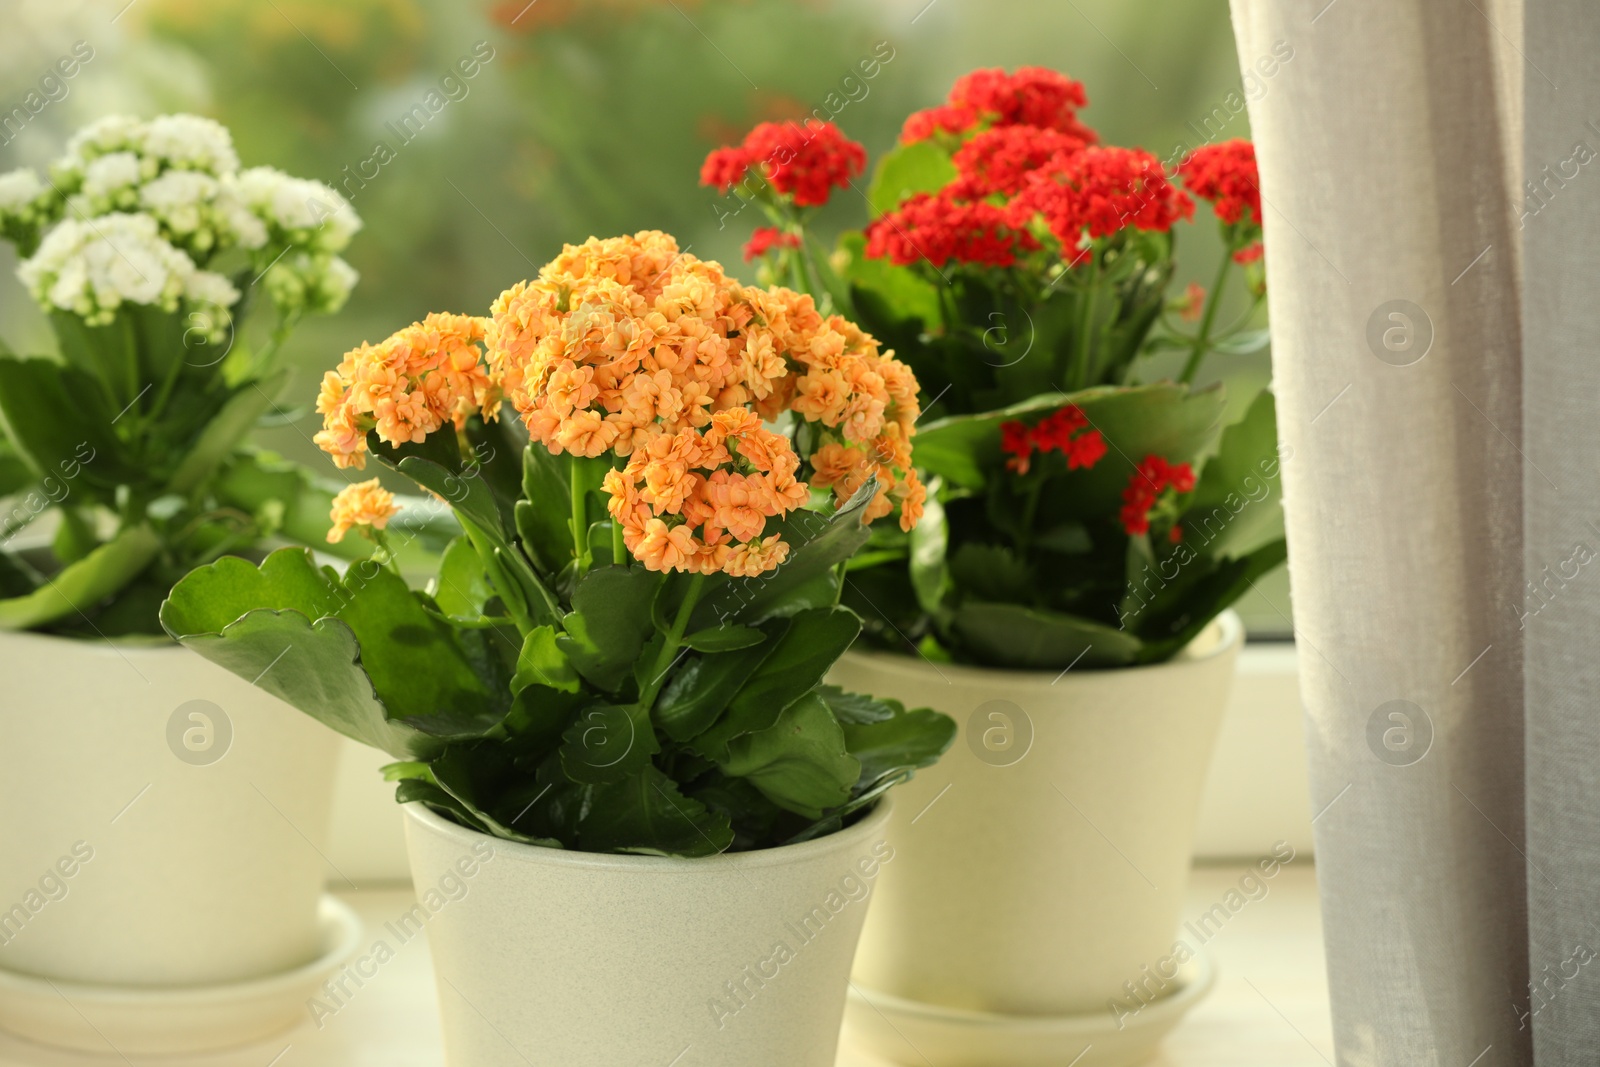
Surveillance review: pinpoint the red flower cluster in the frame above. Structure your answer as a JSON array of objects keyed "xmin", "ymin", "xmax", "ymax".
[
  {"xmin": 949, "ymin": 126, "xmax": 1090, "ymax": 199},
  {"xmin": 901, "ymin": 67, "xmax": 1097, "ymax": 145},
  {"xmin": 1120, "ymin": 455, "xmax": 1195, "ymax": 536},
  {"xmin": 1177, "ymin": 140, "xmax": 1261, "ymax": 226},
  {"xmin": 700, "ymin": 120, "xmax": 866, "ymax": 208},
  {"xmin": 1009, "ymin": 147, "xmax": 1194, "ymax": 259},
  {"xmin": 999, "ymin": 405, "xmax": 1107, "ymax": 475},
  {"xmin": 743, "ymin": 226, "xmax": 800, "ymax": 262},
  {"xmin": 1233, "ymin": 242, "xmax": 1264, "ymax": 265},
  {"xmin": 864, "ymin": 192, "xmax": 1039, "ymax": 269}
]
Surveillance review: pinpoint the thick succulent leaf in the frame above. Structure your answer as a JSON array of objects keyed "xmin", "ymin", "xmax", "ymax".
[
  {"xmin": 913, "ymin": 383, "xmax": 1227, "ymax": 496},
  {"xmin": 0, "ymin": 356, "xmax": 132, "ymax": 496},
  {"xmin": 815, "ymin": 685, "xmax": 895, "ymax": 725},
  {"xmin": 1134, "ymin": 537, "xmax": 1287, "ymax": 661},
  {"xmin": 512, "ymin": 625, "xmax": 580, "ymax": 695},
  {"xmin": 681, "ymin": 625, "xmax": 765, "ymax": 652},
  {"xmin": 908, "ymin": 477, "xmax": 951, "ymax": 615},
  {"xmin": 578, "ymin": 765, "xmax": 733, "ymax": 856},
  {"xmin": 867, "ymin": 139, "xmax": 958, "ymax": 216},
  {"xmin": 517, "ymin": 444, "xmax": 576, "ymax": 574},
  {"xmin": 718, "ymin": 692, "xmax": 860, "ymax": 819},
  {"xmin": 161, "ymin": 548, "xmax": 502, "ymax": 755},
  {"xmin": 1184, "ymin": 390, "xmax": 1284, "ymax": 559},
  {"xmin": 431, "ymin": 536, "xmax": 494, "ymax": 619},
  {"xmin": 398, "ymin": 455, "xmax": 508, "ymax": 543},
  {"xmin": 556, "ymin": 564, "xmax": 663, "ymax": 692},
  {"xmin": 690, "ymin": 606, "xmax": 861, "ymax": 760},
  {"xmin": 948, "ymin": 600, "xmax": 1143, "ymax": 670},
  {"xmin": 559, "ymin": 701, "xmax": 659, "ymax": 784},
  {"xmin": 0, "ymin": 524, "xmax": 160, "ymax": 631},
  {"xmin": 651, "ymin": 630, "xmax": 783, "ymax": 743},
  {"xmin": 841, "ymin": 699, "xmax": 958, "ymax": 786}
]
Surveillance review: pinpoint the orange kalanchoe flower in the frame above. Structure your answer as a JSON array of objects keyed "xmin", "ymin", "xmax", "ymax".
[
  {"xmin": 327, "ymin": 479, "xmax": 400, "ymax": 543},
  {"xmin": 484, "ymin": 232, "xmax": 925, "ymax": 576},
  {"xmin": 315, "ymin": 312, "xmax": 498, "ymax": 470}
]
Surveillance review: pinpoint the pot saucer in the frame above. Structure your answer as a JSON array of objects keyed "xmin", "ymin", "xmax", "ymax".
[
  {"xmin": 0, "ymin": 895, "xmax": 361, "ymax": 1056},
  {"xmin": 842, "ymin": 954, "xmax": 1215, "ymax": 1067}
]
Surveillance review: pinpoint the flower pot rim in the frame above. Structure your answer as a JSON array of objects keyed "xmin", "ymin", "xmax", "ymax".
[
  {"xmin": 842, "ymin": 608, "xmax": 1243, "ymax": 688},
  {"xmin": 0, "ymin": 626, "xmax": 176, "ymax": 652},
  {"xmin": 403, "ymin": 794, "xmax": 892, "ymax": 873}
]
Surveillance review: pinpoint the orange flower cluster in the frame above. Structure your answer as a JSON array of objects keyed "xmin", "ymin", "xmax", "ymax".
[
  {"xmin": 326, "ymin": 479, "xmax": 400, "ymax": 543},
  {"xmin": 484, "ymin": 232, "xmax": 924, "ymax": 576},
  {"xmin": 315, "ymin": 312, "xmax": 498, "ymax": 470},
  {"xmin": 603, "ymin": 409, "xmax": 807, "ymax": 576}
]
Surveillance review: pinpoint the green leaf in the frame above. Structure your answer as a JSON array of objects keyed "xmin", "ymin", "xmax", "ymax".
[
  {"xmin": 0, "ymin": 525, "xmax": 160, "ymax": 630},
  {"xmin": 867, "ymin": 139, "xmax": 958, "ymax": 216},
  {"xmin": 0, "ymin": 356, "xmax": 131, "ymax": 497},
  {"xmin": 948, "ymin": 600, "xmax": 1144, "ymax": 670},
  {"xmin": 1184, "ymin": 390, "xmax": 1283, "ymax": 559},
  {"xmin": 1134, "ymin": 537, "xmax": 1286, "ymax": 661},
  {"xmin": 691, "ymin": 606, "xmax": 861, "ymax": 760},
  {"xmin": 431, "ymin": 536, "xmax": 493, "ymax": 619},
  {"xmin": 681, "ymin": 625, "xmax": 765, "ymax": 652},
  {"xmin": 840, "ymin": 231, "xmax": 942, "ymax": 330},
  {"xmin": 559, "ymin": 701, "xmax": 659, "ymax": 784},
  {"xmin": 651, "ymin": 632, "xmax": 782, "ymax": 743},
  {"xmin": 948, "ymin": 542, "xmax": 1035, "ymax": 604},
  {"xmin": 512, "ymin": 625, "xmax": 580, "ymax": 694},
  {"xmin": 517, "ymin": 444, "xmax": 576, "ymax": 574},
  {"xmin": 719, "ymin": 692, "xmax": 860, "ymax": 819},
  {"xmin": 579, "ymin": 765, "xmax": 733, "ymax": 856},
  {"xmin": 398, "ymin": 456, "xmax": 507, "ymax": 543},
  {"xmin": 164, "ymin": 370, "xmax": 286, "ymax": 495},
  {"xmin": 914, "ymin": 383, "xmax": 1228, "ymax": 498},
  {"xmin": 161, "ymin": 548, "xmax": 501, "ymax": 755},
  {"xmin": 815, "ymin": 684, "xmax": 894, "ymax": 725},
  {"xmin": 556, "ymin": 564, "xmax": 663, "ymax": 692},
  {"xmin": 841, "ymin": 700, "xmax": 957, "ymax": 786}
]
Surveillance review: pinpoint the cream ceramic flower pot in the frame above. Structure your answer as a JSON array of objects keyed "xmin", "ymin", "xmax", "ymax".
[
  {"xmin": 829, "ymin": 612, "xmax": 1242, "ymax": 1065},
  {"xmin": 404, "ymin": 798, "xmax": 895, "ymax": 1067},
  {"xmin": 0, "ymin": 630, "xmax": 350, "ymax": 1053}
]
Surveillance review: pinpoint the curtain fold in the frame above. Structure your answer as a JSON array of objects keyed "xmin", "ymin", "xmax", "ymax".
[{"xmin": 1229, "ymin": 1, "xmax": 1533, "ymax": 1062}]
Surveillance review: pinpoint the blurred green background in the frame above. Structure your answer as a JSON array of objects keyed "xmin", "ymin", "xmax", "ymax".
[{"xmin": 0, "ymin": 0, "xmax": 1291, "ymax": 637}]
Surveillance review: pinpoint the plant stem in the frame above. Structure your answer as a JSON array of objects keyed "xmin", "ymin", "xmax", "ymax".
[
  {"xmin": 1069, "ymin": 254, "xmax": 1101, "ymax": 390},
  {"xmin": 640, "ymin": 573, "xmax": 706, "ymax": 708},
  {"xmin": 569, "ymin": 454, "xmax": 589, "ymax": 573},
  {"xmin": 1016, "ymin": 479, "xmax": 1045, "ymax": 556},
  {"xmin": 1179, "ymin": 250, "xmax": 1233, "ymax": 386}
]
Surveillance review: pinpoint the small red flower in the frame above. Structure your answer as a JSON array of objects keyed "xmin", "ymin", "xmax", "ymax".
[
  {"xmin": 901, "ymin": 67, "xmax": 1097, "ymax": 145},
  {"xmin": 864, "ymin": 191, "xmax": 1040, "ymax": 269},
  {"xmin": 1177, "ymin": 281, "xmax": 1206, "ymax": 323},
  {"xmin": 1233, "ymin": 242, "xmax": 1264, "ymax": 265},
  {"xmin": 743, "ymin": 227, "xmax": 800, "ymax": 262},
  {"xmin": 949, "ymin": 126, "xmax": 1090, "ymax": 200},
  {"xmin": 1008, "ymin": 146, "xmax": 1194, "ymax": 259},
  {"xmin": 1119, "ymin": 455, "xmax": 1195, "ymax": 537},
  {"xmin": 700, "ymin": 120, "xmax": 866, "ymax": 208},
  {"xmin": 999, "ymin": 405, "xmax": 1105, "ymax": 476},
  {"xmin": 1177, "ymin": 140, "xmax": 1262, "ymax": 227}
]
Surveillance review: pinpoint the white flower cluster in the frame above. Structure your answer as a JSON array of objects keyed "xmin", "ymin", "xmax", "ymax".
[
  {"xmin": 16, "ymin": 212, "xmax": 238, "ymax": 326},
  {"xmin": 0, "ymin": 113, "xmax": 361, "ymax": 324}
]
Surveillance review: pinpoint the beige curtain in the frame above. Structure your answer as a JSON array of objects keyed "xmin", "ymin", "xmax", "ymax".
[{"xmin": 1231, "ymin": 0, "xmax": 1600, "ymax": 1062}]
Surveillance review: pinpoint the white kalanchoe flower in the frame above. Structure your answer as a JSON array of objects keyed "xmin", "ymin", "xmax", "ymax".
[
  {"xmin": 264, "ymin": 251, "xmax": 359, "ymax": 318},
  {"xmin": 234, "ymin": 166, "xmax": 361, "ymax": 253},
  {"xmin": 139, "ymin": 170, "xmax": 225, "ymax": 254},
  {"xmin": 60, "ymin": 115, "xmax": 147, "ymax": 171},
  {"xmin": 142, "ymin": 114, "xmax": 240, "ymax": 177},
  {"xmin": 185, "ymin": 268, "xmax": 240, "ymax": 309},
  {"xmin": 0, "ymin": 169, "xmax": 46, "ymax": 215},
  {"xmin": 77, "ymin": 152, "xmax": 144, "ymax": 213},
  {"xmin": 18, "ymin": 212, "xmax": 204, "ymax": 325}
]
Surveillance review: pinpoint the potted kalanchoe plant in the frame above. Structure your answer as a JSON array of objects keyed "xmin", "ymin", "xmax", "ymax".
[
  {"xmin": 161, "ymin": 231, "xmax": 956, "ymax": 1067},
  {"xmin": 0, "ymin": 114, "xmax": 381, "ymax": 1055},
  {"xmin": 704, "ymin": 69, "xmax": 1285, "ymax": 1061}
]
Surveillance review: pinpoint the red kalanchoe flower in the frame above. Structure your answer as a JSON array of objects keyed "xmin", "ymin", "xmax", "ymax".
[
  {"xmin": 743, "ymin": 226, "xmax": 800, "ymax": 262},
  {"xmin": 1009, "ymin": 146, "xmax": 1194, "ymax": 260},
  {"xmin": 948, "ymin": 126, "xmax": 1090, "ymax": 200},
  {"xmin": 901, "ymin": 67, "xmax": 1098, "ymax": 145},
  {"xmin": 1233, "ymin": 241, "xmax": 1264, "ymax": 265},
  {"xmin": 701, "ymin": 120, "xmax": 867, "ymax": 208},
  {"xmin": 1177, "ymin": 139, "xmax": 1262, "ymax": 226},
  {"xmin": 999, "ymin": 405, "xmax": 1106, "ymax": 475},
  {"xmin": 865, "ymin": 191, "xmax": 1041, "ymax": 269},
  {"xmin": 1119, "ymin": 455, "xmax": 1195, "ymax": 536}
]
